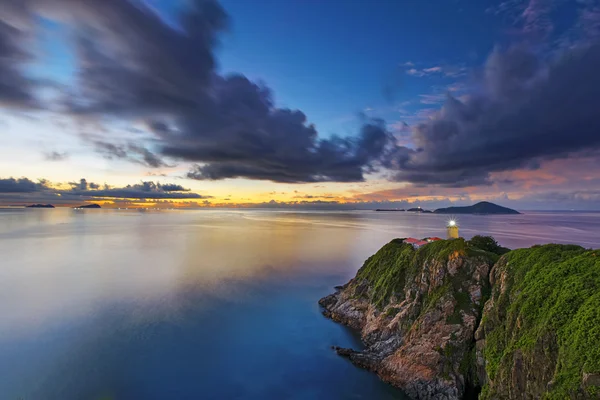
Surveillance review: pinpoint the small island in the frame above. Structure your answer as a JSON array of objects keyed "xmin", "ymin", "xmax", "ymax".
[
  {"xmin": 407, "ymin": 207, "xmax": 433, "ymax": 213},
  {"xmin": 73, "ymin": 204, "xmax": 102, "ymax": 209},
  {"xmin": 26, "ymin": 204, "xmax": 55, "ymax": 208},
  {"xmin": 434, "ymin": 201, "xmax": 520, "ymax": 215}
]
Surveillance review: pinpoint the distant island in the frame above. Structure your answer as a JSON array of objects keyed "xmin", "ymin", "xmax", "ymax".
[
  {"xmin": 74, "ymin": 204, "xmax": 102, "ymax": 209},
  {"xmin": 407, "ymin": 207, "xmax": 433, "ymax": 213},
  {"xmin": 434, "ymin": 201, "xmax": 520, "ymax": 215},
  {"xmin": 26, "ymin": 204, "xmax": 55, "ymax": 208},
  {"xmin": 375, "ymin": 209, "xmax": 405, "ymax": 212}
]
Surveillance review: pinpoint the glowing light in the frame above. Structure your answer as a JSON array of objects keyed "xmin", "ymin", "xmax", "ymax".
[{"xmin": 448, "ymin": 220, "xmax": 456, "ymax": 226}]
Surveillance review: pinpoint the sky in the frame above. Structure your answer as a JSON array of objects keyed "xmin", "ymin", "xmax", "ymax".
[{"xmin": 1, "ymin": 0, "xmax": 600, "ymax": 210}]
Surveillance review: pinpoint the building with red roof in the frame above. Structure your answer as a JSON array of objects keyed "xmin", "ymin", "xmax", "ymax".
[{"xmin": 405, "ymin": 238, "xmax": 430, "ymax": 248}]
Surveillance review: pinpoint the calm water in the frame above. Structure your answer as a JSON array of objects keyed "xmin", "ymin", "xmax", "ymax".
[{"xmin": 1, "ymin": 209, "xmax": 600, "ymax": 400}]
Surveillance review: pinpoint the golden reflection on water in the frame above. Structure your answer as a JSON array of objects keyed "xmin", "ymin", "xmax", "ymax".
[
  {"xmin": 2, "ymin": 208, "xmax": 600, "ymax": 338},
  {"xmin": 176, "ymin": 214, "xmax": 361, "ymax": 287},
  {"xmin": 0, "ymin": 210, "xmax": 372, "ymax": 336}
]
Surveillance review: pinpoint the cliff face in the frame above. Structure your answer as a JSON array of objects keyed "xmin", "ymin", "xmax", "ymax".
[
  {"xmin": 476, "ymin": 245, "xmax": 600, "ymax": 399},
  {"xmin": 320, "ymin": 240, "xmax": 600, "ymax": 400},
  {"xmin": 319, "ymin": 239, "xmax": 497, "ymax": 399}
]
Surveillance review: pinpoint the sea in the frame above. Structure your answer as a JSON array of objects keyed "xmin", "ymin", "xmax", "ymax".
[{"xmin": 1, "ymin": 209, "xmax": 600, "ymax": 400}]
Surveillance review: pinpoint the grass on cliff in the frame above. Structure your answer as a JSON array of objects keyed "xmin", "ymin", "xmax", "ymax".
[
  {"xmin": 354, "ymin": 238, "xmax": 497, "ymax": 310},
  {"xmin": 354, "ymin": 239, "xmax": 415, "ymax": 308},
  {"xmin": 481, "ymin": 244, "xmax": 600, "ymax": 398}
]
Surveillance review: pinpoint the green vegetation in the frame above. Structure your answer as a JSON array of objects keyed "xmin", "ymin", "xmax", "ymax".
[
  {"xmin": 480, "ymin": 244, "xmax": 600, "ymax": 399},
  {"xmin": 467, "ymin": 235, "xmax": 510, "ymax": 256},
  {"xmin": 446, "ymin": 291, "xmax": 472, "ymax": 324},
  {"xmin": 336, "ymin": 236, "xmax": 600, "ymax": 398},
  {"xmin": 354, "ymin": 239, "xmax": 415, "ymax": 308},
  {"xmin": 354, "ymin": 238, "xmax": 497, "ymax": 310}
]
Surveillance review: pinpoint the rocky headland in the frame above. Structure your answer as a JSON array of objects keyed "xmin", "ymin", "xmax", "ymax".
[{"xmin": 319, "ymin": 237, "xmax": 600, "ymax": 399}]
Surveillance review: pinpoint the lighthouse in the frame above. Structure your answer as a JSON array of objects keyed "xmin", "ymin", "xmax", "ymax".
[{"xmin": 447, "ymin": 220, "xmax": 459, "ymax": 239}]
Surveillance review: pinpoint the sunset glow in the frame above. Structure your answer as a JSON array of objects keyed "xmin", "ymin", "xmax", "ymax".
[{"xmin": 1, "ymin": 0, "xmax": 600, "ymax": 210}]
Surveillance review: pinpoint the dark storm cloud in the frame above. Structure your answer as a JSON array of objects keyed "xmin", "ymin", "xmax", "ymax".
[
  {"xmin": 63, "ymin": 180, "xmax": 205, "ymax": 200},
  {"xmin": 92, "ymin": 140, "xmax": 171, "ymax": 168},
  {"xmin": 1, "ymin": 0, "xmax": 395, "ymax": 183},
  {"xmin": 59, "ymin": 0, "xmax": 228, "ymax": 116},
  {"xmin": 172, "ymin": 80, "xmax": 395, "ymax": 182},
  {"xmin": 160, "ymin": 184, "xmax": 189, "ymax": 192},
  {"xmin": 0, "ymin": 176, "xmax": 209, "ymax": 204},
  {"xmin": 0, "ymin": 19, "xmax": 35, "ymax": 107},
  {"xmin": 387, "ymin": 42, "xmax": 600, "ymax": 186},
  {"xmin": 0, "ymin": 0, "xmax": 227, "ymax": 102},
  {"xmin": 0, "ymin": 177, "xmax": 47, "ymax": 193},
  {"xmin": 128, "ymin": 144, "xmax": 172, "ymax": 168},
  {"xmin": 3, "ymin": 0, "xmax": 599, "ymax": 188}
]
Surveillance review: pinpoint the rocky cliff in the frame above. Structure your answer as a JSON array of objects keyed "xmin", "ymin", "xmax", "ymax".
[
  {"xmin": 475, "ymin": 244, "xmax": 600, "ymax": 399},
  {"xmin": 320, "ymin": 239, "xmax": 600, "ymax": 399},
  {"xmin": 320, "ymin": 238, "xmax": 497, "ymax": 399}
]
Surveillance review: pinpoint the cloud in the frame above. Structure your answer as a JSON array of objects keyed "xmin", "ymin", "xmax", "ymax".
[
  {"xmin": 488, "ymin": 0, "xmax": 600, "ymax": 44},
  {"xmin": 44, "ymin": 151, "xmax": 68, "ymax": 161},
  {"xmin": 0, "ymin": 0, "xmax": 395, "ymax": 183},
  {"xmin": 0, "ymin": 177, "xmax": 47, "ymax": 193},
  {"xmin": 292, "ymin": 194, "xmax": 336, "ymax": 199},
  {"xmin": 406, "ymin": 68, "xmax": 425, "ymax": 77},
  {"xmin": 160, "ymin": 184, "xmax": 189, "ymax": 192},
  {"xmin": 422, "ymin": 67, "xmax": 442, "ymax": 73},
  {"xmin": 0, "ymin": 18, "xmax": 35, "ymax": 107},
  {"xmin": 418, "ymin": 94, "xmax": 448, "ymax": 105},
  {"xmin": 385, "ymin": 42, "xmax": 600, "ymax": 186},
  {"xmin": 0, "ymin": 176, "xmax": 208, "ymax": 205},
  {"xmin": 128, "ymin": 144, "xmax": 171, "ymax": 168},
  {"xmin": 520, "ymin": 0, "xmax": 555, "ymax": 37},
  {"xmin": 3, "ymin": 0, "xmax": 600, "ymax": 193},
  {"xmin": 404, "ymin": 65, "xmax": 467, "ymax": 78},
  {"xmin": 178, "ymin": 110, "xmax": 395, "ymax": 182},
  {"xmin": 63, "ymin": 180, "xmax": 206, "ymax": 200},
  {"xmin": 92, "ymin": 140, "xmax": 171, "ymax": 168},
  {"xmin": 580, "ymin": 6, "xmax": 600, "ymax": 37},
  {"xmin": 68, "ymin": 178, "xmax": 90, "ymax": 191}
]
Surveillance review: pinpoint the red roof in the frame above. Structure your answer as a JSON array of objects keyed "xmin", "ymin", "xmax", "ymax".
[
  {"xmin": 405, "ymin": 238, "xmax": 429, "ymax": 247},
  {"xmin": 427, "ymin": 237, "xmax": 443, "ymax": 242}
]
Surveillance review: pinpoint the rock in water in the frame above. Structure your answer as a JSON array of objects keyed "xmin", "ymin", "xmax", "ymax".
[{"xmin": 319, "ymin": 238, "xmax": 497, "ymax": 399}]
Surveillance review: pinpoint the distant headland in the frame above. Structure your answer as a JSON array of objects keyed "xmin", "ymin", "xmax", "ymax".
[
  {"xmin": 74, "ymin": 204, "xmax": 102, "ymax": 209},
  {"xmin": 407, "ymin": 207, "xmax": 432, "ymax": 213},
  {"xmin": 434, "ymin": 201, "xmax": 520, "ymax": 215},
  {"xmin": 26, "ymin": 204, "xmax": 55, "ymax": 208},
  {"xmin": 375, "ymin": 201, "xmax": 519, "ymax": 215}
]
